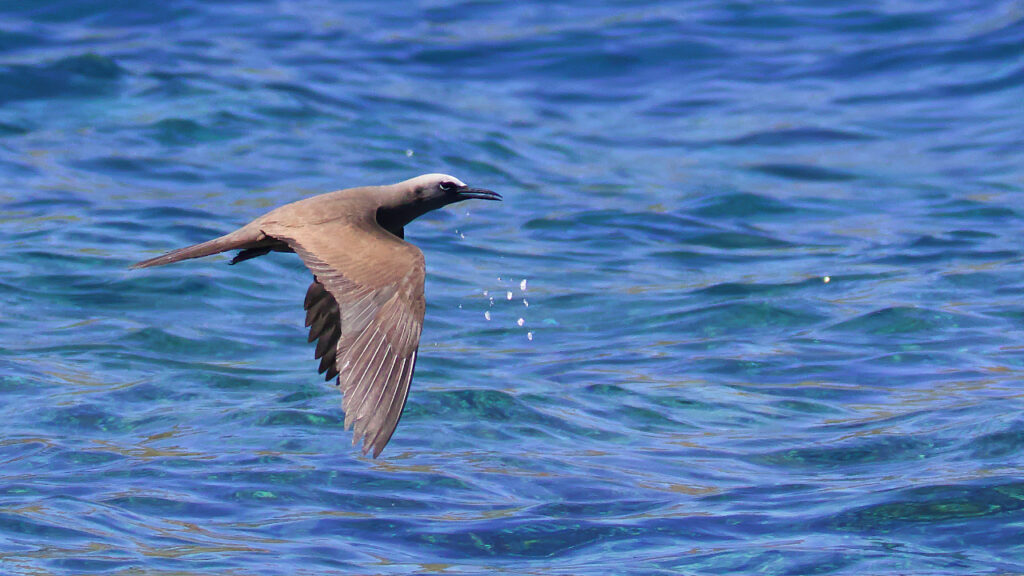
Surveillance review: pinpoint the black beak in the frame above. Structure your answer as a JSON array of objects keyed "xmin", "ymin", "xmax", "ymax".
[{"xmin": 458, "ymin": 187, "xmax": 502, "ymax": 201}]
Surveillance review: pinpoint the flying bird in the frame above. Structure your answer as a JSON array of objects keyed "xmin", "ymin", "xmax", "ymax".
[{"xmin": 132, "ymin": 174, "xmax": 501, "ymax": 457}]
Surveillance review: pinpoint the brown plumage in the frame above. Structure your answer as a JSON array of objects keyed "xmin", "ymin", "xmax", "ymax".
[{"xmin": 132, "ymin": 174, "xmax": 501, "ymax": 457}]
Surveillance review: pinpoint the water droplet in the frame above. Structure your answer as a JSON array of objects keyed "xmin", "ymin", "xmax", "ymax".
[
  {"xmin": 484, "ymin": 310, "xmax": 491, "ymax": 321},
  {"xmin": 523, "ymin": 299, "xmax": 529, "ymax": 307},
  {"xmin": 527, "ymin": 331, "xmax": 533, "ymax": 341},
  {"xmin": 517, "ymin": 318, "xmax": 524, "ymax": 327},
  {"xmin": 483, "ymin": 290, "xmax": 488, "ymax": 297},
  {"xmin": 520, "ymin": 279, "xmax": 527, "ymax": 291},
  {"xmin": 823, "ymin": 276, "xmax": 831, "ymax": 283},
  {"xmin": 506, "ymin": 291, "xmax": 513, "ymax": 300},
  {"xmin": 405, "ymin": 149, "xmax": 414, "ymax": 157}
]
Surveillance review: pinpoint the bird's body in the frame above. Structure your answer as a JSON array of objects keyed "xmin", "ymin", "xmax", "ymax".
[{"xmin": 133, "ymin": 174, "xmax": 501, "ymax": 457}]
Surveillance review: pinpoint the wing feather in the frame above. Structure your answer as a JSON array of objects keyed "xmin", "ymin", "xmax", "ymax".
[{"xmin": 368, "ymin": 351, "xmax": 415, "ymax": 456}]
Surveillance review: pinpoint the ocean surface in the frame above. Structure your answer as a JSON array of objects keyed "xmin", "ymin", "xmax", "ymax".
[{"xmin": 2, "ymin": 1, "xmax": 1023, "ymax": 574}]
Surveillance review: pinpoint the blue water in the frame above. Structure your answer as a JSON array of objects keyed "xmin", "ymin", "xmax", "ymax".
[{"xmin": 2, "ymin": 1, "xmax": 1024, "ymax": 574}]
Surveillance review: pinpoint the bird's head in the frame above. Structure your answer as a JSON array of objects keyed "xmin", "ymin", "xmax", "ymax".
[
  {"xmin": 407, "ymin": 173, "xmax": 502, "ymax": 209},
  {"xmin": 377, "ymin": 173, "xmax": 501, "ymax": 232}
]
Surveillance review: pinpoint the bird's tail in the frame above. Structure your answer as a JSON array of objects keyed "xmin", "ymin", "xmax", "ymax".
[{"xmin": 131, "ymin": 227, "xmax": 261, "ymax": 269}]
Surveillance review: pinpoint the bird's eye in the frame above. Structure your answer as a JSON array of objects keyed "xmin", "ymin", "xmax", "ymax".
[{"xmin": 439, "ymin": 181, "xmax": 456, "ymax": 192}]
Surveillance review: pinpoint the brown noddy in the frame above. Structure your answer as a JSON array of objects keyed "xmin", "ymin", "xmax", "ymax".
[{"xmin": 132, "ymin": 173, "xmax": 501, "ymax": 457}]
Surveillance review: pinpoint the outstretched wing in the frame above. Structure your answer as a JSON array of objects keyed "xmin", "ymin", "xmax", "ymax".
[{"xmin": 272, "ymin": 224, "xmax": 425, "ymax": 458}]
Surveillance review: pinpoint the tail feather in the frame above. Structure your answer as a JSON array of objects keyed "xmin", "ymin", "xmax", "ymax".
[{"xmin": 131, "ymin": 228, "xmax": 260, "ymax": 269}]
